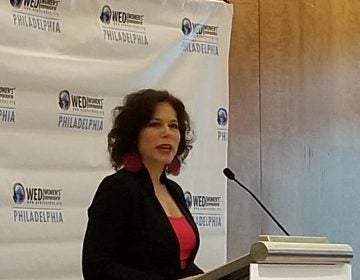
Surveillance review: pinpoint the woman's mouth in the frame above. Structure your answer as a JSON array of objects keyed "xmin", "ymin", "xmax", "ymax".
[{"xmin": 156, "ymin": 144, "xmax": 172, "ymax": 152}]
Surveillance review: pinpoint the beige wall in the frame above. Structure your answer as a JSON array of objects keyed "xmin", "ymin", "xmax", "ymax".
[
  {"xmin": 227, "ymin": 0, "xmax": 360, "ymax": 276},
  {"xmin": 228, "ymin": 0, "xmax": 261, "ymax": 258}
]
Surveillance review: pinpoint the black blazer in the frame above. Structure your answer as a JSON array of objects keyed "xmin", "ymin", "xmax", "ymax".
[{"xmin": 82, "ymin": 168, "xmax": 203, "ymax": 280}]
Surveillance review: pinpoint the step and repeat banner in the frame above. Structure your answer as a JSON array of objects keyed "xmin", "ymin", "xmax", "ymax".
[{"xmin": 0, "ymin": 0, "xmax": 233, "ymax": 279}]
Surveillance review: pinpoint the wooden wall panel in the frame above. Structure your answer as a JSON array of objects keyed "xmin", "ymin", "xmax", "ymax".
[
  {"xmin": 227, "ymin": 2, "xmax": 360, "ymax": 278},
  {"xmin": 259, "ymin": 0, "xmax": 360, "ymax": 276},
  {"xmin": 227, "ymin": 0, "xmax": 261, "ymax": 260}
]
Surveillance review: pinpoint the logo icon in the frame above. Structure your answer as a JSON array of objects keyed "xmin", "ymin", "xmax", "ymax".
[
  {"xmin": 58, "ymin": 90, "xmax": 70, "ymax": 110},
  {"xmin": 10, "ymin": 0, "xmax": 22, "ymax": 8},
  {"xmin": 184, "ymin": 191, "xmax": 192, "ymax": 209},
  {"xmin": 100, "ymin": 5, "xmax": 111, "ymax": 25},
  {"xmin": 13, "ymin": 182, "xmax": 25, "ymax": 204},
  {"xmin": 181, "ymin": 18, "xmax": 192, "ymax": 36},
  {"xmin": 217, "ymin": 108, "xmax": 228, "ymax": 126}
]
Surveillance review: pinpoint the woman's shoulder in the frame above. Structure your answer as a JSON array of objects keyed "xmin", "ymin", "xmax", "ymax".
[
  {"xmin": 166, "ymin": 178, "xmax": 182, "ymax": 190},
  {"xmin": 165, "ymin": 177, "xmax": 186, "ymax": 197},
  {"xmin": 87, "ymin": 170, "xmax": 139, "ymax": 213},
  {"xmin": 95, "ymin": 169, "xmax": 143, "ymax": 196},
  {"xmin": 102, "ymin": 169, "xmax": 137, "ymax": 183}
]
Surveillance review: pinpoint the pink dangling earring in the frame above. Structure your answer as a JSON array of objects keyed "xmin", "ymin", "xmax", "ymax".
[
  {"xmin": 167, "ymin": 156, "xmax": 181, "ymax": 176},
  {"xmin": 122, "ymin": 152, "xmax": 142, "ymax": 172}
]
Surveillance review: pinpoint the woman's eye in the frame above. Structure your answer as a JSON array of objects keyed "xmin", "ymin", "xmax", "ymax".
[
  {"xmin": 169, "ymin": 123, "xmax": 179, "ymax": 129},
  {"xmin": 148, "ymin": 121, "xmax": 160, "ymax": 127}
]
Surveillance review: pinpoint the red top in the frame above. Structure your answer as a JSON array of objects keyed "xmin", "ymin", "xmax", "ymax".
[{"xmin": 168, "ymin": 215, "xmax": 197, "ymax": 269}]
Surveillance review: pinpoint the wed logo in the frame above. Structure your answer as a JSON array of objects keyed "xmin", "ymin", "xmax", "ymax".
[
  {"xmin": 10, "ymin": 0, "xmax": 62, "ymax": 33},
  {"xmin": 57, "ymin": 89, "xmax": 104, "ymax": 132},
  {"xmin": 184, "ymin": 190, "xmax": 223, "ymax": 228},
  {"xmin": 99, "ymin": 4, "xmax": 148, "ymax": 46},
  {"xmin": 217, "ymin": 107, "xmax": 228, "ymax": 142},
  {"xmin": 9, "ymin": 0, "xmax": 22, "ymax": 8},
  {"xmin": 11, "ymin": 182, "xmax": 64, "ymax": 224},
  {"xmin": 181, "ymin": 17, "xmax": 219, "ymax": 56},
  {"xmin": 13, "ymin": 182, "xmax": 25, "ymax": 204},
  {"xmin": 0, "ymin": 86, "xmax": 16, "ymax": 124}
]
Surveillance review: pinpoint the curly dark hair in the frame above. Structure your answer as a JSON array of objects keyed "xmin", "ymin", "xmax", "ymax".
[{"xmin": 108, "ymin": 89, "xmax": 194, "ymax": 170}]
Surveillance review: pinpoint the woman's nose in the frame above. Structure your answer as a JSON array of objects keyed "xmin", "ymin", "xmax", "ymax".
[
  {"xmin": 161, "ymin": 124, "xmax": 171, "ymax": 135},
  {"xmin": 164, "ymin": 124, "xmax": 170, "ymax": 133}
]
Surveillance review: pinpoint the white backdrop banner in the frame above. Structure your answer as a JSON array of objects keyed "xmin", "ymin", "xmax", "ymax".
[{"xmin": 0, "ymin": 0, "xmax": 233, "ymax": 279}]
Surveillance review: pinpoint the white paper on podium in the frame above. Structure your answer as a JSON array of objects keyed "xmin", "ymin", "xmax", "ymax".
[{"xmin": 250, "ymin": 263, "xmax": 351, "ymax": 280}]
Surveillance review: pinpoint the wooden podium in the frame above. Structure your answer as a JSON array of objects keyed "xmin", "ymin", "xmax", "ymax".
[{"xmin": 194, "ymin": 235, "xmax": 353, "ymax": 280}]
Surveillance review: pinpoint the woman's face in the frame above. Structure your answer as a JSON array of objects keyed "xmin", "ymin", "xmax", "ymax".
[{"xmin": 138, "ymin": 102, "xmax": 181, "ymax": 169}]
